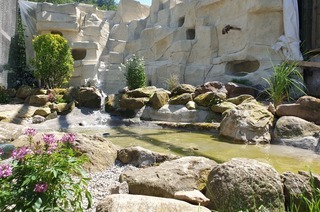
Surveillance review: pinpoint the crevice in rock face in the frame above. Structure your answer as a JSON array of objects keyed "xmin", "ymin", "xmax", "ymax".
[
  {"xmin": 225, "ymin": 60, "xmax": 260, "ymax": 76},
  {"xmin": 186, "ymin": 28, "xmax": 196, "ymax": 40},
  {"xmin": 51, "ymin": 31, "xmax": 63, "ymax": 36}
]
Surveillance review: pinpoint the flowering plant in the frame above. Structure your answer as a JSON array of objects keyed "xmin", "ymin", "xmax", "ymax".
[{"xmin": 0, "ymin": 128, "xmax": 92, "ymax": 211}]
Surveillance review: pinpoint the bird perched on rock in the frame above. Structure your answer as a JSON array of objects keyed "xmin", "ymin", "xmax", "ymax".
[{"xmin": 222, "ymin": 25, "xmax": 241, "ymax": 34}]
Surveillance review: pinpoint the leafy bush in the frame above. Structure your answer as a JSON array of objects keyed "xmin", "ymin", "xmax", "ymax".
[
  {"xmin": 31, "ymin": 34, "xmax": 74, "ymax": 89},
  {"xmin": 0, "ymin": 88, "xmax": 9, "ymax": 104},
  {"xmin": 123, "ymin": 55, "xmax": 146, "ymax": 90},
  {"xmin": 263, "ymin": 61, "xmax": 306, "ymax": 107},
  {"xmin": 0, "ymin": 128, "xmax": 92, "ymax": 211}
]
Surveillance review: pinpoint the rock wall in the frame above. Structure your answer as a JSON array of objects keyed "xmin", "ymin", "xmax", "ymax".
[
  {"xmin": 101, "ymin": 0, "xmax": 284, "ymax": 93},
  {"xmin": 0, "ymin": 0, "xmax": 17, "ymax": 87},
  {"xmin": 24, "ymin": 0, "xmax": 284, "ymax": 93}
]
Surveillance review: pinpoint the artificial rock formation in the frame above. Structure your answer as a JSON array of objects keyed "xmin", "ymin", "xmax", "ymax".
[{"xmin": 24, "ymin": 0, "xmax": 284, "ymax": 94}]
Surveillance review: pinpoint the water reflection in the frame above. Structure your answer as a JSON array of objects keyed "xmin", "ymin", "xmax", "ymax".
[{"xmin": 75, "ymin": 126, "xmax": 320, "ymax": 174}]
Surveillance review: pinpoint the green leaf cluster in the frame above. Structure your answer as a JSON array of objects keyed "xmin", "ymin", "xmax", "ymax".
[
  {"xmin": 263, "ymin": 61, "xmax": 306, "ymax": 107},
  {"xmin": 31, "ymin": 34, "xmax": 74, "ymax": 89},
  {"xmin": 123, "ymin": 55, "xmax": 147, "ymax": 90}
]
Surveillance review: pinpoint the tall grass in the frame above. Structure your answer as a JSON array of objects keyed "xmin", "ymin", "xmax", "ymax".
[{"xmin": 263, "ymin": 61, "xmax": 306, "ymax": 107}]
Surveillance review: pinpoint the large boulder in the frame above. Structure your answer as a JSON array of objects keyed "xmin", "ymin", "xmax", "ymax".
[
  {"xmin": 96, "ymin": 194, "xmax": 211, "ymax": 212},
  {"xmin": 119, "ymin": 97, "xmax": 149, "ymax": 110},
  {"xmin": 219, "ymin": 99, "xmax": 274, "ymax": 144},
  {"xmin": 126, "ymin": 86, "xmax": 158, "ymax": 98},
  {"xmin": 226, "ymin": 94, "xmax": 255, "ymax": 105},
  {"xmin": 28, "ymin": 95, "xmax": 49, "ymax": 107},
  {"xmin": 119, "ymin": 156, "xmax": 217, "ymax": 199},
  {"xmin": 169, "ymin": 93, "xmax": 193, "ymax": 105},
  {"xmin": 276, "ymin": 96, "xmax": 320, "ymax": 124},
  {"xmin": 149, "ymin": 90, "xmax": 169, "ymax": 110},
  {"xmin": 16, "ymin": 85, "xmax": 32, "ymax": 99},
  {"xmin": 117, "ymin": 146, "xmax": 178, "ymax": 167},
  {"xmin": 206, "ymin": 158, "xmax": 285, "ymax": 212},
  {"xmin": 171, "ymin": 84, "xmax": 196, "ymax": 95},
  {"xmin": 225, "ymin": 82, "xmax": 257, "ymax": 98},
  {"xmin": 281, "ymin": 171, "xmax": 320, "ymax": 212},
  {"xmin": 273, "ymin": 116, "xmax": 320, "ymax": 150},
  {"xmin": 77, "ymin": 87, "xmax": 102, "ymax": 109},
  {"xmin": 194, "ymin": 91, "xmax": 226, "ymax": 107},
  {"xmin": 33, "ymin": 107, "xmax": 52, "ymax": 117},
  {"xmin": 210, "ymin": 101, "xmax": 236, "ymax": 113},
  {"xmin": 194, "ymin": 81, "xmax": 226, "ymax": 97}
]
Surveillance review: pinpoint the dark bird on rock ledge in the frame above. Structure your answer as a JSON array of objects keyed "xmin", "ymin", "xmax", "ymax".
[{"xmin": 222, "ymin": 25, "xmax": 242, "ymax": 34}]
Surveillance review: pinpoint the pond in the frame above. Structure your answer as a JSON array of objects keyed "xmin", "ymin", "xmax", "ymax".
[{"xmin": 74, "ymin": 125, "xmax": 320, "ymax": 174}]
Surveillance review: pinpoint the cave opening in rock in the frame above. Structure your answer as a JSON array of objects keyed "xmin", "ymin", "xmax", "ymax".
[
  {"xmin": 225, "ymin": 60, "xmax": 260, "ymax": 76},
  {"xmin": 178, "ymin": 17, "xmax": 185, "ymax": 27},
  {"xmin": 71, "ymin": 49, "xmax": 87, "ymax": 61},
  {"xmin": 186, "ymin": 29, "xmax": 195, "ymax": 40},
  {"xmin": 51, "ymin": 31, "xmax": 63, "ymax": 36}
]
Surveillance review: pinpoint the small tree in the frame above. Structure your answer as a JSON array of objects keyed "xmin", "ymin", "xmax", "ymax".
[
  {"xmin": 123, "ymin": 55, "xmax": 146, "ymax": 90},
  {"xmin": 31, "ymin": 34, "xmax": 74, "ymax": 88}
]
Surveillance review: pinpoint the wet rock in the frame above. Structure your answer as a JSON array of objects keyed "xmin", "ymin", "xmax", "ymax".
[
  {"xmin": 77, "ymin": 87, "xmax": 102, "ymax": 109},
  {"xmin": 171, "ymin": 84, "xmax": 196, "ymax": 95},
  {"xmin": 105, "ymin": 94, "xmax": 120, "ymax": 113},
  {"xmin": 119, "ymin": 156, "xmax": 217, "ymax": 198},
  {"xmin": 149, "ymin": 90, "xmax": 169, "ymax": 110},
  {"xmin": 169, "ymin": 93, "xmax": 192, "ymax": 105},
  {"xmin": 276, "ymin": 96, "xmax": 320, "ymax": 124},
  {"xmin": 117, "ymin": 146, "xmax": 178, "ymax": 167},
  {"xmin": 219, "ymin": 99, "xmax": 273, "ymax": 144},
  {"xmin": 96, "ymin": 194, "xmax": 211, "ymax": 212},
  {"xmin": 206, "ymin": 158, "xmax": 285, "ymax": 212}
]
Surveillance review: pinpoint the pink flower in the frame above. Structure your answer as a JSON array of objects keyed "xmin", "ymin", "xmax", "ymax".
[
  {"xmin": 42, "ymin": 134, "xmax": 57, "ymax": 145},
  {"xmin": 24, "ymin": 128, "xmax": 36, "ymax": 137},
  {"xmin": 0, "ymin": 164, "xmax": 12, "ymax": 178},
  {"xmin": 34, "ymin": 182, "xmax": 48, "ymax": 193},
  {"xmin": 11, "ymin": 146, "xmax": 33, "ymax": 160},
  {"xmin": 60, "ymin": 133, "xmax": 76, "ymax": 144}
]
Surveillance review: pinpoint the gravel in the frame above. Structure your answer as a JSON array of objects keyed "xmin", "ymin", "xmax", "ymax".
[{"xmin": 84, "ymin": 162, "xmax": 134, "ymax": 211}]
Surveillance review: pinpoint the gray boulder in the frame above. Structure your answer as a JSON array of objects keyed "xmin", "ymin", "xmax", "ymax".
[
  {"xmin": 119, "ymin": 156, "xmax": 217, "ymax": 199},
  {"xmin": 149, "ymin": 90, "xmax": 169, "ymax": 110},
  {"xmin": 117, "ymin": 146, "xmax": 178, "ymax": 167},
  {"xmin": 171, "ymin": 84, "xmax": 196, "ymax": 95},
  {"xmin": 96, "ymin": 194, "xmax": 211, "ymax": 212},
  {"xmin": 281, "ymin": 171, "xmax": 319, "ymax": 212},
  {"xmin": 169, "ymin": 93, "xmax": 193, "ymax": 105},
  {"xmin": 274, "ymin": 116, "xmax": 320, "ymax": 150},
  {"xmin": 77, "ymin": 87, "xmax": 102, "ymax": 109},
  {"xmin": 206, "ymin": 158, "xmax": 285, "ymax": 212},
  {"xmin": 16, "ymin": 85, "xmax": 32, "ymax": 99},
  {"xmin": 219, "ymin": 99, "xmax": 273, "ymax": 144},
  {"xmin": 276, "ymin": 96, "xmax": 320, "ymax": 125}
]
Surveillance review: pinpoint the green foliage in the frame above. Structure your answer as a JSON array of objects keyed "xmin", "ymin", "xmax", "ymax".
[
  {"xmin": 0, "ymin": 90, "xmax": 9, "ymax": 104},
  {"xmin": 263, "ymin": 61, "xmax": 306, "ymax": 107},
  {"xmin": 0, "ymin": 129, "xmax": 92, "ymax": 211},
  {"xmin": 164, "ymin": 73, "xmax": 180, "ymax": 91},
  {"xmin": 6, "ymin": 12, "xmax": 37, "ymax": 88},
  {"xmin": 123, "ymin": 55, "xmax": 146, "ymax": 90},
  {"xmin": 31, "ymin": 34, "xmax": 74, "ymax": 89}
]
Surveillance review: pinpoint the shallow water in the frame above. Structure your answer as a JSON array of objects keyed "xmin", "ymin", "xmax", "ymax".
[{"xmin": 74, "ymin": 126, "xmax": 320, "ymax": 174}]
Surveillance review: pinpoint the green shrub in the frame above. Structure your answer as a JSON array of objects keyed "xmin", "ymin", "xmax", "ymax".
[
  {"xmin": 31, "ymin": 34, "xmax": 74, "ymax": 89},
  {"xmin": 263, "ymin": 61, "xmax": 306, "ymax": 107},
  {"xmin": 123, "ymin": 55, "xmax": 146, "ymax": 90},
  {"xmin": 0, "ymin": 90, "xmax": 9, "ymax": 104},
  {"xmin": 0, "ymin": 128, "xmax": 92, "ymax": 211}
]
